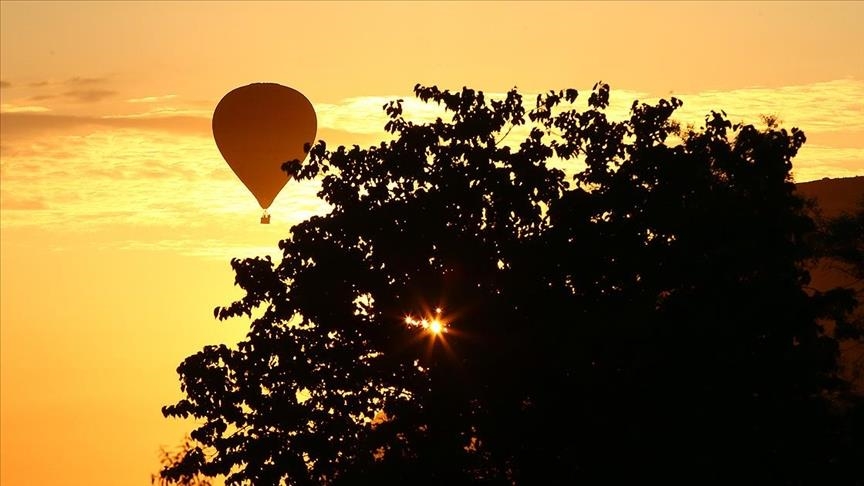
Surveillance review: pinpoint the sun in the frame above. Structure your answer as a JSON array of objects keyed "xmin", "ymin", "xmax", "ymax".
[
  {"xmin": 403, "ymin": 309, "xmax": 448, "ymax": 337},
  {"xmin": 429, "ymin": 319, "xmax": 443, "ymax": 335}
]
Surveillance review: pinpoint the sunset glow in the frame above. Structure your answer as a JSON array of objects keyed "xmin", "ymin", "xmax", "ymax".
[{"xmin": 1, "ymin": 1, "xmax": 862, "ymax": 485}]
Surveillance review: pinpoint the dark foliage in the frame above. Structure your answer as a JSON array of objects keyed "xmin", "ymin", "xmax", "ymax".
[
  {"xmin": 161, "ymin": 84, "xmax": 862, "ymax": 484},
  {"xmin": 812, "ymin": 198, "xmax": 864, "ymax": 394}
]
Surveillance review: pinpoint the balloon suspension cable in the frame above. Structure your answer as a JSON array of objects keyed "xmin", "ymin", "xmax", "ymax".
[{"xmin": 260, "ymin": 210, "xmax": 271, "ymax": 224}]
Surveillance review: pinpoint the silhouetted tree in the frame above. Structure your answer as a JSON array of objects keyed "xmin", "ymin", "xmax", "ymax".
[{"xmin": 161, "ymin": 84, "xmax": 862, "ymax": 484}]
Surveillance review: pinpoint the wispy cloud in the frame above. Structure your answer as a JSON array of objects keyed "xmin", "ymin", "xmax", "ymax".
[
  {"xmin": 0, "ymin": 112, "xmax": 210, "ymax": 138},
  {"xmin": 62, "ymin": 88, "xmax": 116, "ymax": 103},
  {"xmin": 6, "ymin": 77, "xmax": 117, "ymax": 108},
  {"xmin": 113, "ymin": 238, "xmax": 289, "ymax": 261},
  {"xmin": 66, "ymin": 76, "xmax": 107, "ymax": 86},
  {"xmin": 126, "ymin": 94, "xmax": 178, "ymax": 104},
  {"xmin": 313, "ymin": 89, "xmax": 651, "ymax": 135},
  {"xmin": 316, "ymin": 95, "xmax": 447, "ymax": 134},
  {"xmin": 102, "ymin": 106, "xmax": 211, "ymax": 119},
  {"xmin": 793, "ymin": 145, "xmax": 864, "ymax": 182},
  {"xmin": 27, "ymin": 76, "xmax": 109, "ymax": 88},
  {"xmin": 1, "ymin": 78, "xmax": 860, "ymax": 259},
  {"xmin": 666, "ymin": 79, "xmax": 864, "ymax": 133},
  {"xmin": 0, "ymin": 104, "xmax": 51, "ymax": 113},
  {"xmin": 313, "ymin": 80, "xmax": 863, "ymax": 138},
  {"xmin": 0, "ymin": 128, "xmax": 329, "ymax": 259},
  {"xmin": 28, "ymin": 89, "xmax": 116, "ymax": 103},
  {"xmin": 0, "ymin": 194, "xmax": 48, "ymax": 210}
]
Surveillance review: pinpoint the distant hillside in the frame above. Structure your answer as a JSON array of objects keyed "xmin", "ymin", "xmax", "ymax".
[
  {"xmin": 796, "ymin": 175, "xmax": 864, "ymax": 218},
  {"xmin": 795, "ymin": 176, "xmax": 864, "ymax": 292}
]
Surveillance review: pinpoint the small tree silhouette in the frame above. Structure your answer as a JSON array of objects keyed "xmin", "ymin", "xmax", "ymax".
[
  {"xmin": 152, "ymin": 436, "xmax": 213, "ymax": 486},
  {"xmin": 161, "ymin": 83, "xmax": 862, "ymax": 484}
]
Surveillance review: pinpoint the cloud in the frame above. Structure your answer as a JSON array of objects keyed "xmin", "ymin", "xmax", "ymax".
[
  {"xmin": 313, "ymin": 80, "xmax": 864, "ymax": 137},
  {"xmin": 61, "ymin": 88, "xmax": 116, "ymax": 103},
  {"xmin": 103, "ymin": 106, "xmax": 210, "ymax": 119},
  {"xmin": 0, "ymin": 129, "xmax": 223, "ymax": 226},
  {"xmin": 0, "ymin": 112, "xmax": 211, "ymax": 138},
  {"xmin": 26, "ymin": 88, "xmax": 118, "ymax": 104},
  {"xmin": 0, "ymin": 104, "xmax": 51, "ymax": 113},
  {"xmin": 115, "ymin": 239, "xmax": 289, "ymax": 260},
  {"xmin": 1, "ymin": 113, "xmax": 100, "ymax": 135},
  {"xmin": 14, "ymin": 77, "xmax": 115, "ymax": 105},
  {"xmin": 310, "ymin": 88, "xmax": 674, "ymax": 136},
  {"xmin": 0, "ymin": 194, "xmax": 48, "ymax": 210},
  {"xmin": 0, "ymin": 120, "xmax": 333, "ymax": 262},
  {"xmin": 27, "ymin": 76, "xmax": 109, "ymax": 88},
  {"xmin": 793, "ymin": 145, "xmax": 864, "ymax": 182},
  {"xmin": 126, "ymin": 94, "xmax": 178, "ymax": 104},
  {"xmin": 665, "ymin": 79, "xmax": 864, "ymax": 133},
  {"xmin": 0, "ymin": 78, "xmax": 860, "ymax": 259},
  {"xmin": 65, "ymin": 76, "xmax": 108, "ymax": 86},
  {"xmin": 27, "ymin": 94, "xmax": 57, "ymax": 102},
  {"xmin": 316, "ymin": 95, "xmax": 446, "ymax": 134},
  {"xmin": 0, "ymin": 80, "xmax": 10, "ymax": 89}
]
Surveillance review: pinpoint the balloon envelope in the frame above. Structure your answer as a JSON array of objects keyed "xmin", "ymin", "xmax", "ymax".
[{"xmin": 212, "ymin": 83, "xmax": 317, "ymax": 210}]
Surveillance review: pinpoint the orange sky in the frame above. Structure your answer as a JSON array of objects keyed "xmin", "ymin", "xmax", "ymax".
[{"xmin": 1, "ymin": 2, "xmax": 862, "ymax": 484}]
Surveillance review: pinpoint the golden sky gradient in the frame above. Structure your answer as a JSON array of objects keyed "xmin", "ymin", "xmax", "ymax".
[{"xmin": 1, "ymin": 2, "xmax": 862, "ymax": 484}]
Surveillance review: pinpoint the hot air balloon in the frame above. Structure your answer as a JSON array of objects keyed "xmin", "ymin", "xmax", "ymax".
[{"xmin": 212, "ymin": 83, "xmax": 317, "ymax": 223}]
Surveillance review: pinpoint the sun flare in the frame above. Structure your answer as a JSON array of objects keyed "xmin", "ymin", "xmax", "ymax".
[{"xmin": 404, "ymin": 311, "xmax": 447, "ymax": 336}]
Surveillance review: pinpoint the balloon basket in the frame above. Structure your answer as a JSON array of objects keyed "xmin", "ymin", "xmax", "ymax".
[{"xmin": 260, "ymin": 211, "xmax": 271, "ymax": 224}]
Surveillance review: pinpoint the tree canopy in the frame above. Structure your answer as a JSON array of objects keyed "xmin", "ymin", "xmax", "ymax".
[{"xmin": 161, "ymin": 83, "xmax": 862, "ymax": 484}]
